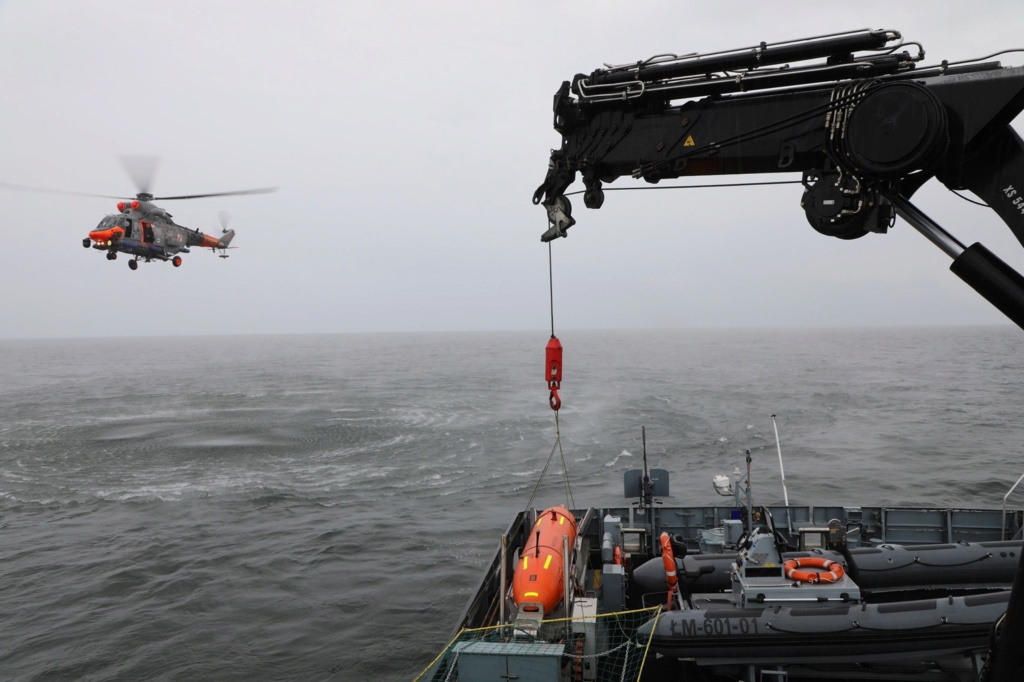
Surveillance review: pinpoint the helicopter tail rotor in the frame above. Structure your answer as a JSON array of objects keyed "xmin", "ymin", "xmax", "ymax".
[
  {"xmin": 216, "ymin": 211, "xmax": 236, "ymax": 255},
  {"xmin": 215, "ymin": 212, "xmax": 236, "ymax": 258}
]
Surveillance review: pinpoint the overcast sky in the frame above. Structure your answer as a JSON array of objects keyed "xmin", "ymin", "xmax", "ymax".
[{"xmin": 2, "ymin": 1, "xmax": 1024, "ymax": 339}]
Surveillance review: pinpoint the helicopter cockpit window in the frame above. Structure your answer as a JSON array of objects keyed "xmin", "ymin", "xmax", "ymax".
[
  {"xmin": 95, "ymin": 215, "xmax": 120, "ymax": 229},
  {"xmin": 122, "ymin": 218, "xmax": 134, "ymax": 238}
]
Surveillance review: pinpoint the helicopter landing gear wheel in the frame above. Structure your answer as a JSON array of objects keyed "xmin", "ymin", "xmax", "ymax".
[
  {"xmin": 82, "ymin": 238, "xmax": 91, "ymax": 248},
  {"xmin": 106, "ymin": 251, "xmax": 117, "ymax": 261},
  {"xmin": 172, "ymin": 256, "xmax": 182, "ymax": 268},
  {"xmin": 128, "ymin": 259, "xmax": 138, "ymax": 271}
]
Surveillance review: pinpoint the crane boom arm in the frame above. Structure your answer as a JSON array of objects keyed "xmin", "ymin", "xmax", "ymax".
[{"xmin": 533, "ymin": 30, "xmax": 1024, "ymax": 327}]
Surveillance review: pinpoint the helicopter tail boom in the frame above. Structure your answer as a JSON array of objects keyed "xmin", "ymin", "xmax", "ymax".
[{"xmin": 196, "ymin": 229, "xmax": 236, "ymax": 250}]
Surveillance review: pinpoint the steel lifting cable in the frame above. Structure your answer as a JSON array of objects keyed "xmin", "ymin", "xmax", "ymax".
[
  {"xmin": 554, "ymin": 411, "xmax": 574, "ymax": 509},
  {"xmin": 547, "ymin": 240, "xmax": 575, "ymax": 510},
  {"xmin": 546, "ymin": 242, "xmax": 562, "ymax": 412},
  {"xmin": 523, "ymin": 417, "xmax": 575, "ymax": 514},
  {"xmin": 523, "ymin": 238, "xmax": 575, "ymax": 514},
  {"xmin": 549, "ymin": 241, "xmax": 556, "ymax": 338}
]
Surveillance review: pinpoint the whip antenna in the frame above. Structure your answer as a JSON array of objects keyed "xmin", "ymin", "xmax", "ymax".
[
  {"xmin": 772, "ymin": 413, "xmax": 793, "ymax": 534},
  {"xmin": 771, "ymin": 413, "xmax": 790, "ymax": 507}
]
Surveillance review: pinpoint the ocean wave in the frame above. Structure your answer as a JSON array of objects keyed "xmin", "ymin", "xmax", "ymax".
[{"xmin": 604, "ymin": 449, "xmax": 634, "ymax": 468}]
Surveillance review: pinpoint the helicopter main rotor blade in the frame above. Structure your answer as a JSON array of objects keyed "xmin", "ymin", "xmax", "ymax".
[
  {"xmin": 0, "ymin": 181, "xmax": 123, "ymax": 200},
  {"xmin": 154, "ymin": 187, "xmax": 278, "ymax": 200},
  {"xmin": 118, "ymin": 155, "xmax": 159, "ymax": 196}
]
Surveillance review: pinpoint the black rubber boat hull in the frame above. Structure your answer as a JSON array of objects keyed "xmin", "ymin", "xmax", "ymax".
[{"xmin": 642, "ymin": 590, "xmax": 1009, "ymax": 664}]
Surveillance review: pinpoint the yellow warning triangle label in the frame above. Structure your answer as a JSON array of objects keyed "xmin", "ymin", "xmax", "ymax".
[{"xmin": 683, "ymin": 135, "xmax": 696, "ymax": 147}]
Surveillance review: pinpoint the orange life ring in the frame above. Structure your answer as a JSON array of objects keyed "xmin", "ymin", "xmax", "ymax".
[
  {"xmin": 660, "ymin": 532, "xmax": 678, "ymax": 609},
  {"xmin": 783, "ymin": 557, "xmax": 845, "ymax": 583}
]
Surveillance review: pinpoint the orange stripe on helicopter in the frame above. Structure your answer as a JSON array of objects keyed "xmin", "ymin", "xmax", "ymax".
[
  {"xmin": 88, "ymin": 227, "xmax": 124, "ymax": 243},
  {"xmin": 511, "ymin": 505, "xmax": 577, "ymax": 614}
]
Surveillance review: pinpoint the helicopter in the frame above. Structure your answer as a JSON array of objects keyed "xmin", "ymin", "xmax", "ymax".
[{"xmin": 1, "ymin": 156, "xmax": 276, "ymax": 270}]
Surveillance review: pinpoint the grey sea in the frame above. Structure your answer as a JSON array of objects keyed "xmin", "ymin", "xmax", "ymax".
[{"xmin": 2, "ymin": 327, "xmax": 1024, "ymax": 681}]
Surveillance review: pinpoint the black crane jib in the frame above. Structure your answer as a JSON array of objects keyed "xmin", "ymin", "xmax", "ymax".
[{"xmin": 533, "ymin": 29, "xmax": 1024, "ymax": 332}]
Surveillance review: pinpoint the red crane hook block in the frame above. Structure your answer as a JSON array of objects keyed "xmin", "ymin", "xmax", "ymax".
[{"xmin": 546, "ymin": 336, "xmax": 563, "ymax": 411}]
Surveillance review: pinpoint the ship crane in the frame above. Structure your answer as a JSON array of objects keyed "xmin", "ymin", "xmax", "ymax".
[
  {"xmin": 533, "ymin": 28, "xmax": 1024, "ymax": 330},
  {"xmin": 533, "ymin": 28, "xmax": 1024, "ymax": 681}
]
